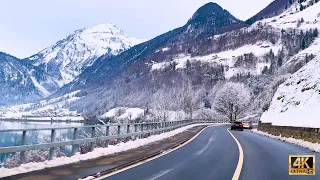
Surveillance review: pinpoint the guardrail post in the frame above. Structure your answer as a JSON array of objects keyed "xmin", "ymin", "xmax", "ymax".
[
  {"xmin": 147, "ymin": 123, "xmax": 150, "ymax": 137},
  {"xmin": 134, "ymin": 124, "xmax": 138, "ymax": 140},
  {"xmin": 158, "ymin": 123, "xmax": 161, "ymax": 134},
  {"xmin": 49, "ymin": 129, "xmax": 56, "ymax": 160},
  {"xmin": 154, "ymin": 123, "xmax": 156, "ymax": 134},
  {"xmin": 20, "ymin": 130, "xmax": 27, "ymax": 164},
  {"xmin": 162, "ymin": 122, "xmax": 165, "ymax": 133},
  {"xmin": 127, "ymin": 124, "xmax": 130, "ymax": 140},
  {"xmin": 140, "ymin": 123, "xmax": 143, "ymax": 138},
  {"xmin": 71, "ymin": 128, "xmax": 78, "ymax": 155},
  {"xmin": 90, "ymin": 127, "xmax": 96, "ymax": 152},
  {"xmin": 150, "ymin": 123, "xmax": 154, "ymax": 136},
  {"xmin": 106, "ymin": 126, "xmax": 109, "ymax": 147},
  {"xmin": 117, "ymin": 125, "xmax": 121, "ymax": 143}
]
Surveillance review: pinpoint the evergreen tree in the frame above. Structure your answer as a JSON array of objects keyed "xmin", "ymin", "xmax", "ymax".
[
  {"xmin": 301, "ymin": 39, "xmax": 306, "ymax": 49},
  {"xmin": 277, "ymin": 56, "xmax": 283, "ymax": 67},
  {"xmin": 262, "ymin": 66, "xmax": 269, "ymax": 74},
  {"xmin": 277, "ymin": 48, "xmax": 284, "ymax": 67},
  {"xmin": 186, "ymin": 59, "xmax": 191, "ymax": 71},
  {"xmin": 300, "ymin": 4, "xmax": 304, "ymax": 11},
  {"xmin": 313, "ymin": 28, "xmax": 319, "ymax": 37}
]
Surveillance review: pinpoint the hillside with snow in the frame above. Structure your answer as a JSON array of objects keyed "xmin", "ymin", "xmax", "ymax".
[
  {"xmin": 260, "ymin": 0, "xmax": 320, "ymax": 30},
  {"xmin": 258, "ymin": 0, "xmax": 320, "ymax": 128},
  {"xmin": 151, "ymin": 41, "xmax": 281, "ymax": 78},
  {"xmin": 27, "ymin": 24, "xmax": 145, "ymax": 87},
  {"xmin": 42, "ymin": 1, "xmax": 319, "ymax": 121},
  {"xmin": 260, "ymin": 55, "xmax": 320, "ymax": 128},
  {"xmin": 0, "ymin": 52, "xmax": 58, "ymax": 106}
]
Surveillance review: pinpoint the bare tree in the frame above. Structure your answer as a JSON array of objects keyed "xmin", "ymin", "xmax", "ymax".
[{"xmin": 213, "ymin": 82, "xmax": 251, "ymax": 121}]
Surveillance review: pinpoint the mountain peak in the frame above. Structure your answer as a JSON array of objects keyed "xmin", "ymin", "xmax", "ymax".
[
  {"xmin": 188, "ymin": 2, "xmax": 242, "ymax": 28},
  {"xmin": 81, "ymin": 23, "xmax": 124, "ymax": 34},
  {"xmin": 27, "ymin": 23, "xmax": 144, "ymax": 89},
  {"xmin": 193, "ymin": 2, "xmax": 222, "ymax": 13}
]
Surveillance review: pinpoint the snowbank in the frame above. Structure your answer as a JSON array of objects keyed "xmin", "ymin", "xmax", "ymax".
[
  {"xmin": 251, "ymin": 129, "xmax": 320, "ymax": 153},
  {"xmin": 0, "ymin": 123, "xmax": 219, "ymax": 178},
  {"xmin": 261, "ymin": 55, "xmax": 320, "ymax": 128}
]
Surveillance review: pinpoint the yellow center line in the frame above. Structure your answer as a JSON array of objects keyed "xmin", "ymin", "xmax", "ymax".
[{"xmin": 227, "ymin": 128, "xmax": 244, "ymax": 180}]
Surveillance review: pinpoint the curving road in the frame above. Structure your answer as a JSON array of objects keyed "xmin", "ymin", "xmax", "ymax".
[{"xmin": 100, "ymin": 125, "xmax": 320, "ymax": 180}]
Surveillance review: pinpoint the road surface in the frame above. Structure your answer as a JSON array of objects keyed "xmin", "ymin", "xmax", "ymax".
[{"xmin": 101, "ymin": 125, "xmax": 320, "ymax": 180}]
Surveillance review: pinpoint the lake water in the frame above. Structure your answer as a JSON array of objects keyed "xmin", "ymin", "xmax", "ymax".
[
  {"xmin": 0, "ymin": 120, "xmax": 135, "ymax": 166},
  {"xmin": 0, "ymin": 120, "xmax": 85, "ymax": 164}
]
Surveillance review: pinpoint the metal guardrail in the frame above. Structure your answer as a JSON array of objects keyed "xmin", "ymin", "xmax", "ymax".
[{"xmin": 0, "ymin": 119, "xmax": 225, "ymax": 164}]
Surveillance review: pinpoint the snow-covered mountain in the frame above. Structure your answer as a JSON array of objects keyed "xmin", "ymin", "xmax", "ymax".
[
  {"xmin": 0, "ymin": 52, "xmax": 57, "ymax": 106},
  {"xmin": 59, "ymin": 1, "xmax": 319, "ymax": 120},
  {"xmin": 27, "ymin": 24, "xmax": 145, "ymax": 87}
]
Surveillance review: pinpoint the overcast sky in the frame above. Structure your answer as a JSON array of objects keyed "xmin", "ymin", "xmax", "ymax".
[{"xmin": 0, "ymin": 0, "xmax": 273, "ymax": 58}]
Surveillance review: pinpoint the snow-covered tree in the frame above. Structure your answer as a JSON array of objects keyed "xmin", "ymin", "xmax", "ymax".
[{"xmin": 213, "ymin": 82, "xmax": 251, "ymax": 121}]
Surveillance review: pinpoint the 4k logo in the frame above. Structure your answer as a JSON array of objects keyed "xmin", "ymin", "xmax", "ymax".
[{"xmin": 289, "ymin": 155, "xmax": 315, "ymax": 175}]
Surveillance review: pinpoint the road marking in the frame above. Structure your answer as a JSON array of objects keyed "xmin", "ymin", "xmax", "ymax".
[
  {"xmin": 146, "ymin": 168, "xmax": 173, "ymax": 180},
  {"xmin": 227, "ymin": 129, "xmax": 244, "ymax": 180},
  {"xmin": 95, "ymin": 124, "xmax": 220, "ymax": 180},
  {"xmin": 195, "ymin": 134, "xmax": 215, "ymax": 155}
]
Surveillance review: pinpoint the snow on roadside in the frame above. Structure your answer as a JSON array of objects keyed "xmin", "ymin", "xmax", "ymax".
[
  {"xmin": 0, "ymin": 123, "xmax": 220, "ymax": 178},
  {"xmin": 80, "ymin": 176, "xmax": 95, "ymax": 180},
  {"xmin": 260, "ymin": 55, "xmax": 320, "ymax": 128},
  {"xmin": 251, "ymin": 129, "xmax": 320, "ymax": 153}
]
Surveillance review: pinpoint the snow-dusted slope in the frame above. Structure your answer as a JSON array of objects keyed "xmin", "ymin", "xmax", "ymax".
[
  {"xmin": 28, "ymin": 24, "xmax": 145, "ymax": 87},
  {"xmin": 0, "ymin": 52, "xmax": 58, "ymax": 105},
  {"xmin": 261, "ymin": 55, "xmax": 320, "ymax": 128},
  {"xmin": 258, "ymin": 1, "xmax": 320, "ymax": 128},
  {"xmin": 260, "ymin": 0, "xmax": 320, "ymax": 30},
  {"xmin": 151, "ymin": 41, "xmax": 281, "ymax": 78}
]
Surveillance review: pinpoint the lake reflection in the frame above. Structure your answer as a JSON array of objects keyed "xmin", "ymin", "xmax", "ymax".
[{"xmin": 0, "ymin": 120, "xmax": 84, "ymax": 164}]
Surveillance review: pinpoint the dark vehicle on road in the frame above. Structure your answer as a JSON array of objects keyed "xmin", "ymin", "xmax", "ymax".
[{"xmin": 231, "ymin": 121, "xmax": 244, "ymax": 131}]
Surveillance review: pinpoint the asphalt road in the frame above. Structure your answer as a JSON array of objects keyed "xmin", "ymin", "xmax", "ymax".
[{"xmin": 102, "ymin": 125, "xmax": 320, "ymax": 180}]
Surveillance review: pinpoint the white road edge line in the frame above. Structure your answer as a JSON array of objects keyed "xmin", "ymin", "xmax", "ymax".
[
  {"xmin": 94, "ymin": 124, "xmax": 221, "ymax": 180},
  {"xmin": 227, "ymin": 128, "xmax": 244, "ymax": 180}
]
